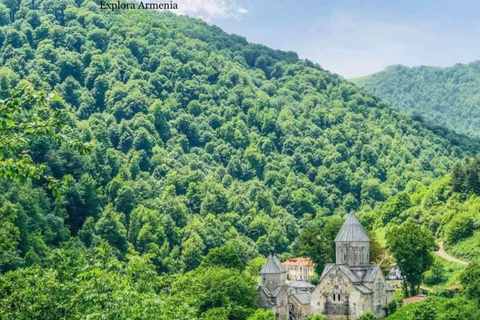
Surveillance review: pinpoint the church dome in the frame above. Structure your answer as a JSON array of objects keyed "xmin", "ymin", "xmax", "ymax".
[
  {"xmin": 334, "ymin": 213, "xmax": 370, "ymax": 242},
  {"xmin": 260, "ymin": 254, "xmax": 287, "ymax": 274}
]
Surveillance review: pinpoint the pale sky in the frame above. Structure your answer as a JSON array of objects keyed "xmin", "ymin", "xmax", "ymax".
[{"xmin": 169, "ymin": 0, "xmax": 480, "ymax": 78}]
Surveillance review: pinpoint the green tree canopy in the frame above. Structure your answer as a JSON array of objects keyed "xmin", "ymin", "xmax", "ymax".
[{"xmin": 386, "ymin": 219, "xmax": 436, "ymax": 296}]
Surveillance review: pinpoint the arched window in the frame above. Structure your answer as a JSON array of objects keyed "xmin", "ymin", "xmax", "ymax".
[
  {"xmin": 338, "ymin": 293, "xmax": 341, "ymax": 301},
  {"xmin": 332, "ymin": 293, "xmax": 336, "ymax": 301}
]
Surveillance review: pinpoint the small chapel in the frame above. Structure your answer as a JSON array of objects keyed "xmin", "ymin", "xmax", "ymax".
[{"xmin": 256, "ymin": 213, "xmax": 394, "ymax": 320}]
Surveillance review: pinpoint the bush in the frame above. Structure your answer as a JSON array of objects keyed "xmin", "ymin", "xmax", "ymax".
[
  {"xmin": 445, "ymin": 213, "xmax": 475, "ymax": 245},
  {"xmin": 247, "ymin": 309, "xmax": 275, "ymax": 320},
  {"xmin": 387, "ymin": 300, "xmax": 398, "ymax": 314},
  {"xmin": 423, "ymin": 260, "xmax": 447, "ymax": 285},
  {"xmin": 303, "ymin": 315, "xmax": 328, "ymax": 320},
  {"xmin": 357, "ymin": 312, "xmax": 377, "ymax": 320}
]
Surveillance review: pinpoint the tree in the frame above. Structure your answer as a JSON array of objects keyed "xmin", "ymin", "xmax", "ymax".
[
  {"xmin": 171, "ymin": 267, "xmax": 257, "ymax": 320},
  {"xmin": 0, "ymin": 3, "xmax": 10, "ymax": 26},
  {"xmin": 58, "ymin": 52, "xmax": 84, "ymax": 82},
  {"xmin": 181, "ymin": 231, "xmax": 206, "ymax": 271},
  {"xmin": 460, "ymin": 260, "xmax": 480, "ymax": 303},
  {"xmin": 0, "ymin": 83, "xmax": 89, "ymax": 196},
  {"xmin": 94, "ymin": 206, "xmax": 128, "ymax": 257},
  {"xmin": 368, "ymin": 231, "xmax": 393, "ymax": 276},
  {"xmin": 88, "ymin": 29, "xmax": 109, "ymax": 52},
  {"xmin": 297, "ymin": 216, "xmax": 343, "ymax": 274},
  {"xmin": 0, "ymin": 200, "xmax": 22, "ymax": 272},
  {"xmin": 289, "ymin": 188, "xmax": 316, "ymax": 217},
  {"xmin": 150, "ymin": 101, "xmax": 171, "ymax": 141},
  {"xmin": 413, "ymin": 302, "xmax": 437, "ymax": 320},
  {"xmin": 128, "ymin": 205, "xmax": 169, "ymax": 270},
  {"xmin": 244, "ymin": 256, "xmax": 267, "ymax": 278},
  {"xmin": 247, "ymin": 309, "xmax": 275, "ymax": 320},
  {"xmin": 380, "ymin": 192, "xmax": 411, "ymax": 224},
  {"xmin": 423, "ymin": 260, "xmax": 447, "ymax": 285},
  {"xmin": 0, "ymin": 67, "xmax": 19, "ymax": 98},
  {"xmin": 114, "ymin": 184, "xmax": 136, "ymax": 216},
  {"xmin": 78, "ymin": 216, "xmax": 95, "ymax": 247},
  {"xmin": 65, "ymin": 174, "xmax": 102, "ymax": 234},
  {"xmin": 386, "ymin": 219, "xmax": 436, "ymax": 296},
  {"xmin": 361, "ymin": 178, "xmax": 385, "ymax": 205},
  {"xmin": 201, "ymin": 243, "xmax": 244, "ymax": 270},
  {"xmin": 368, "ymin": 231, "xmax": 383, "ymax": 264},
  {"xmin": 445, "ymin": 213, "xmax": 475, "ymax": 245},
  {"xmin": 0, "ymin": 268, "xmax": 70, "ymax": 319}
]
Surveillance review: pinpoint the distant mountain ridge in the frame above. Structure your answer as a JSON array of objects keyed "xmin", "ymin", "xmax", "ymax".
[{"xmin": 351, "ymin": 61, "xmax": 480, "ymax": 138}]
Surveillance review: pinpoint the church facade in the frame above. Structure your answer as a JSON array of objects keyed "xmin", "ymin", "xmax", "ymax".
[{"xmin": 256, "ymin": 213, "xmax": 394, "ymax": 320}]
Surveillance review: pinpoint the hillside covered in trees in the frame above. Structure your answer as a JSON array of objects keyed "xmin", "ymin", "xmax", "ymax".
[
  {"xmin": 361, "ymin": 154, "xmax": 480, "ymax": 261},
  {"xmin": 0, "ymin": 1, "xmax": 479, "ymax": 319},
  {"xmin": 352, "ymin": 62, "xmax": 480, "ymax": 138}
]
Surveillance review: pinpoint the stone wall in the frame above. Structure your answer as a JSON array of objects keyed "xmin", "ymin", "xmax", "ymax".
[
  {"xmin": 311, "ymin": 266, "xmax": 365, "ymax": 318},
  {"xmin": 261, "ymin": 272, "xmax": 287, "ymax": 292},
  {"xmin": 255, "ymin": 287, "xmax": 289, "ymax": 320},
  {"xmin": 367, "ymin": 269, "xmax": 391, "ymax": 318},
  {"xmin": 275, "ymin": 289, "xmax": 289, "ymax": 320},
  {"xmin": 336, "ymin": 241, "xmax": 370, "ymax": 267},
  {"xmin": 285, "ymin": 265, "xmax": 314, "ymax": 281}
]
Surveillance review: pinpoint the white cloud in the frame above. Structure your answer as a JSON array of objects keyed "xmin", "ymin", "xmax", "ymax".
[{"xmin": 169, "ymin": 0, "xmax": 249, "ymax": 22}]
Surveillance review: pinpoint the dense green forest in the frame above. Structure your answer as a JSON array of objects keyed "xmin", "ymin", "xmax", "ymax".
[
  {"xmin": 362, "ymin": 155, "xmax": 480, "ymax": 261},
  {"xmin": 0, "ymin": 1, "xmax": 479, "ymax": 319},
  {"xmin": 352, "ymin": 62, "xmax": 480, "ymax": 138}
]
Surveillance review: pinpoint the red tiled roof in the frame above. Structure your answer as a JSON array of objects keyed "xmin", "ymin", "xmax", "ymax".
[{"xmin": 283, "ymin": 257, "xmax": 314, "ymax": 267}]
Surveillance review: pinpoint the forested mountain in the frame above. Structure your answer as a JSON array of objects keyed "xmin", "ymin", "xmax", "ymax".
[
  {"xmin": 0, "ymin": 1, "xmax": 479, "ymax": 319},
  {"xmin": 361, "ymin": 154, "xmax": 480, "ymax": 262},
  {"xmin": 351, "ymin": 62, "xmax": 480, "ymax": 138}
]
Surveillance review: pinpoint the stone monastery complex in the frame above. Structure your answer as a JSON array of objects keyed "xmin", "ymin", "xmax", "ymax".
[{"xmin": 256, "ymin": 213, "xmax": 394, "ymax": 319}]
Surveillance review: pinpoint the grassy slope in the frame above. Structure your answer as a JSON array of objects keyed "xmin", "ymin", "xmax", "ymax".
[{"xmin": 447, "ymin": 231, "xmax": 480, "ymax": 261}]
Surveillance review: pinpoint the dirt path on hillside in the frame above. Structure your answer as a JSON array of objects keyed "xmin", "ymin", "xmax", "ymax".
[{"xmin": 434, "ymin": 241, "xmax": 469, "ymax": 266}]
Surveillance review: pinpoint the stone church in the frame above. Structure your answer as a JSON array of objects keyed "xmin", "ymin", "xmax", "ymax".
[
  {"xmin": 256, "ymin": 254, "xmax": 290, "ymax": 319},
  {"xmin": 256, "ymin": 213, "xmax": 394, "ymax": 320}
]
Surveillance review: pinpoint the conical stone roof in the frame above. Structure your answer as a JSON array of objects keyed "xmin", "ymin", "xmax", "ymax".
[
  {"xmin": 334, "ymin": 213, "xmax": 370, "ymax": 242},
  {"xmin": 260, "ymin": 254, "xmax": 287, "ymax": 274}
]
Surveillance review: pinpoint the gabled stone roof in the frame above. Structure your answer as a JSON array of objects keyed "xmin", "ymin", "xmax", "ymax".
[
  {"xmin": 257, "ymin": 284, "xmax": 287, "ymax": 299},
  {"xmin": 335, "ymin": 212, "xmax": 370, "ymax": 242},
  {"xmin": 319, "ymin": 263, "xmax": 335, "ymax": 280},
  {"xmin": 338, "ymin": 265, "xmax": 361, "ymax": 283},
  {"xmin": 319, "ymin": 264, "xmax": 360, "ymax": 283},
  {"xmin": 362, "ymin": 265, "xmax": 380, "ymax": 282},
  {"xmin": 289, "ymin": 280, "xmax": 315, "ymax": 289},
  {"xmin": 292, "ymin": 293, "xmax": 311, "ymax": 305},
  {"xmin": 385, "ymin": 282, "xmax": 395, "ymax": 291},
  {"xmin": 319, "ymin": 264, "xmax": 383, "ymax": 286},
  {"xmin": 260, "ymin": 254, "xmax": 287, "ymax": 274},
  {"xmin": 270, "ymin": 286, "xmax": 282, "ymax": 297},
  {"xmin": 355, "ymin": 284, "xmax": 373, "ymax": 294}
]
